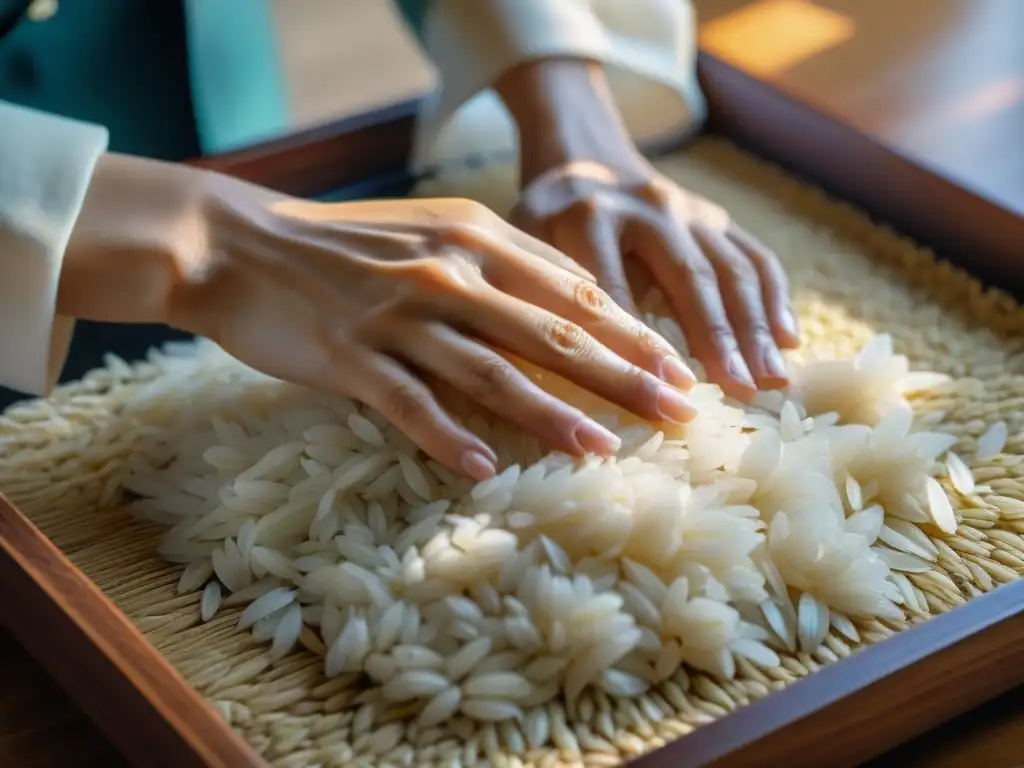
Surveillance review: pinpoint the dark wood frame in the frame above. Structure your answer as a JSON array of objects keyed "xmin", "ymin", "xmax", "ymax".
[
  {"xmin": 2, "ymin": 50, "xmax": 1023, "ymax": 768},
  {"xmin": 0, "ymin": 496, "xmax": 265, "ymax": 768},
  {"xmin": 188, "ymin": 98, "xmax": 423, "ymax": 199}
]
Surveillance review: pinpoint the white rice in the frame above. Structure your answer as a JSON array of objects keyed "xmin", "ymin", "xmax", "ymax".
[{"xmin": 111, "ymin": 302, "xmax": 981, "ymax": 732}]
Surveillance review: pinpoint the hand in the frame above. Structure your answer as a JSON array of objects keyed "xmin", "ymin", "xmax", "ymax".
[
  {"xmin": 60, "ymin": 154, "xmax": 697, "ymax": 480},
  {"xmin": 496, "ymin": 58, "xmax": 799, "ymax": 401},
  {"xmin": 510, "ymin": 159, "xmax": 799, "ymax": 401}
]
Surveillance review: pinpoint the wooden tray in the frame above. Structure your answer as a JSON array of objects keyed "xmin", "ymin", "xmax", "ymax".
[
  {"xmin": 4, "ymin": 490, "xmax": 1024, "ymax": 768},
  {"xmin": 3, "ymin": 40, "xmax": 1024, "ymax": 768}
]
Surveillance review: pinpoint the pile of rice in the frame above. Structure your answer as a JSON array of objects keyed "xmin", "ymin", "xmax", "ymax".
[
  {"xmin": 3, "ymin": 139, "xmax": 1022, "ymax": 767},
  {"xmin": 113, "ymin": 296, "xmax": 1005, "ymax": 744}
]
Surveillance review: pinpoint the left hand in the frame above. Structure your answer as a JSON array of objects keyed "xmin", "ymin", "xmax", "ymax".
[{"xmin": 510, "ymin": 157, "xmax": 799, "ymax": 402}]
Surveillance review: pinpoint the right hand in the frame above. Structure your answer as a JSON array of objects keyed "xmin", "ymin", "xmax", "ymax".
[{"xmin": 61, "ymin": 154, "xmax": 697, "ymax": 480}]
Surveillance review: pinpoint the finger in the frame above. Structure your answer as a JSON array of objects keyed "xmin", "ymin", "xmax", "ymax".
[
  {"xmin": 729, "ymin": 225, "xmax": 800, "ymax": 348},
  {"xmin": 341, "ymin": 350, "xmax": 498, "ymax": 481},
  {"xmin": 694, "ymin": 225, "xmax": 788, "ymax": 389},
  {"xmin": 498, "ymin": 214, "xmax": 598, "ymax": 283},
  {"xmin": 631, "ymin": 221, "xmax": 757, "ymax": 401},
  {"xmin": 485, "ymin": 235, "xmax": 696, "ymax": 391},
  {"xmin": 456, "ymin": 285, "xmax": 696, "ymax": 424},
  {"xmin": 400, "ymin": 323, "xmax": 621, "ymax": 457},
  {"xmin": 552, "ymin": 209, "xmax": 640, "ymax": 317}
]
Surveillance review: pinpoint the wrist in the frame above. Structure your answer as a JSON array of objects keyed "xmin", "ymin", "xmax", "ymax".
[
  {"xmin": 496, "ymin": 58, "xmax": 646, "ymax": 187},
  {"xmin": 59, "ymin": 153, "xmax": 208, "ymax": 326}
]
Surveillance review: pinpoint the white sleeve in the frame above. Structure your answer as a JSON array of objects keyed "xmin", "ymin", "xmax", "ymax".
[
  {"xmin": 412, "ymin": 0, "xmax": 705, "ymax": 167},
  {"xmin": 0, "ymin": 100, "xmax": 108, "ymax": 396}
]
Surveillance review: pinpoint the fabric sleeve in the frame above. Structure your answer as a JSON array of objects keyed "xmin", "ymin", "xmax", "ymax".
[
  {"xmin": 399, "ymin": 0, "xmax": 705, "ymax": 165},
  {"xmin": 0, "ymin": 100, "xmax": 108, "ymax": 396}
]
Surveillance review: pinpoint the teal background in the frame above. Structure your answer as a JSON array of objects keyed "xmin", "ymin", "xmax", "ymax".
[
  {"xmin": 0, "ymin": 1, "xmax": 200, "ymax": 158},
  {"xmin": 182, "ymin": 0, "xmax": 289, "ymax": 156},
  {"xmin": 0, "ymin": 0, "xmax": 428, "ymax": 159}
]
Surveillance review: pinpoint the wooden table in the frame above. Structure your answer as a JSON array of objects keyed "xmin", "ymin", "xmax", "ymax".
[
  {"xmin": 3, "ymin": 0, "xmax": 1024, "ymax": 765},
  {"xmin": 696, "ymin": 0, "xmax": 1024, "ymax": 294}
]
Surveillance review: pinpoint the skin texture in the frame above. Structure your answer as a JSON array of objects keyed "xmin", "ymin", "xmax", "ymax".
[
  {"xmin": 496, "ymin": 58, "xmax": 800, "ymax": 402},
  {"xmin": 60, "ymin": 153, "xmax": 697, "ymax": 480}
]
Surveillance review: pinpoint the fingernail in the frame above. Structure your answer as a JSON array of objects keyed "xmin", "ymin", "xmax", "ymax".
[
  {"xmin": 656, "ymin": 385, "xmax": 697, "ymax": 423},
  {"xmin": 661, "ymin": 356, "xmax": 697, "ymax": 389},
  {"xmin": 780, "ymin": 309, "xmax": 800, "ymax": 340},
  {"xmin": 729, "ymin": 352, "xmax": 757, "ymax": 389},
  {"xmin": 763, "ymin": 346, "xmax": 789, "ymax": 381},
  {"xmin": 574, "ymin": 420, "xmax": 622, "ymax": 455},
  {"xmin": 461, "ymin": 450, "xmax": 496, "ymax": 481}
]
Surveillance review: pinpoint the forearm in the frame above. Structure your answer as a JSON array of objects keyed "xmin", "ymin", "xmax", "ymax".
[
  {"xmin": 406, "ymin": 0, "xmax": 703, "ymax": 170},
  {"xmin": 494, "ymin": 57, "xmax": 644, "ymax": 186}
]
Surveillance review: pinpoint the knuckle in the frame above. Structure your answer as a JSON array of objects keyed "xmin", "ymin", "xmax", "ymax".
[
  {"xmin": 430, "ymin": 221, "xmax": 480, "ymax": 253},
  {"xmin": 465, "ymin": 356, "xmax": 517, "ymax": 400},
  {"xmin": 633, "ymin": 325, "xmax": 662, "ymax": 358},
  {"xmin": 695, "ymin": 199, "xmax": 730, "ymax": 228},
  {"xmin": 448, "ymin": 220, "xmax": 487, "ymax": 247},
  {"xmin": 706, "ymin": 321, "xmax": 738, "ymax": 346},
  {"xmin": 625, "ymin": 363, "xmax": 656, "ymax": 397},
  {"xmin": 543, "ymin": 318, "xmax": 592, "ymax": 357},
  {"xmin": 687, "ymin": 261, "xmax": 720, "ymax": 291},
  {"xmin": 571, "ymin": 278, "xmax": 612, "ymax": 316},
  {"xmin": 382, "ymin": 382, "xmax": 426, "ymax": 426},
  {"xmin": 453, "ymin": 200, "xmax": 500, "ymax": 233},
  {"xmin": 638, "ymin": 182, "xmax": 672, "ymax": 208},
  {"xmin": 723, "ymin": 258, "xmax": 758, "ymax": 285},
  {"xmin": 408, "ymin": 256, "xmax": 479, "ymax": 295},
  {"xmin": 746, "ymin": 322, "xmax": 776, "ymax": 345}
]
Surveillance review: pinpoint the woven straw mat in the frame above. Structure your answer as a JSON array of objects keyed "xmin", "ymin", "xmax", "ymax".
[{"xmin": 2, "ymin": 138, "xmax": 1023, "ymax": 768}]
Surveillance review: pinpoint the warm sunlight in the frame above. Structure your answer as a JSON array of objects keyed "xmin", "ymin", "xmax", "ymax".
[{"xmin": 699, "ymin": 0, "xmax": 856, "ymax": 78}]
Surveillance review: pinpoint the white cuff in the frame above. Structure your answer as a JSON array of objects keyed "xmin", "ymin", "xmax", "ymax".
[
  {"xmin": 0, "ymin": 101, "xmax": 108, "ymax": 396},
  {"xmin": 412, "ymin": 0, "xmax": 704, "ymax": 168}
]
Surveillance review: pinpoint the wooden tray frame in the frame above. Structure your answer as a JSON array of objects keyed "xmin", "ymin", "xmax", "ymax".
[{"xmin": 3, "ymin": 51, "xmax": 1024, "ymax": 768}]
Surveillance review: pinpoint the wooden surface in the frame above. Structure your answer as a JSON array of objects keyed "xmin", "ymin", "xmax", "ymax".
[
  {"xmin": 269, "ymin": 0, "xmax": 434, "ymax": 130},
  {"xmin": 697, "ymin": 0, "xmax": 1024, "ymax": 217},
  {"xmin": 4, "ymin": 1, "xmax": 1024, "ymax": 766},
  {"xmin": 631, "ymin": 581, "xmax": 1024, "ymax": 767},
  {"xmin": 694, "ymin": 0, "xmax": 1024, "ymax": 295},
  {"xmin": 0, "ymin": 497, "xmax": 265, "ymax": 768}
]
